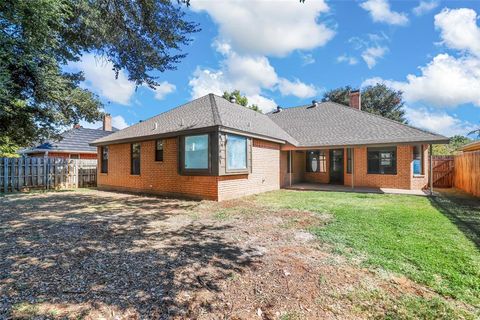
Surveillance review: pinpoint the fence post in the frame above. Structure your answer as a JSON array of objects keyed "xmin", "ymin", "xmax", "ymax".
[{"xmin": 3, "ymin": 158, "xmax": 8, "ymax": 193}]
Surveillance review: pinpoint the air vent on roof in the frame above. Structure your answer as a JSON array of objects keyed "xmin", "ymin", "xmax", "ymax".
[
  {"xmin": 273, "ymin": 105, "xmax": 282, "ymax": 113},
  {"xmin": 180, "ymin": 118, "xmax": 184, "ymax": 127},
  {"xmin": 307, "ymin": 99, "xmax": 319, "ymax": 109},
  {"xmin": 153, "ymin": 122, "xmax": 158, "ymax": 130},
  {"xmin": 229, "ymin": 96, "xmax": 236, "ymax": 104}
]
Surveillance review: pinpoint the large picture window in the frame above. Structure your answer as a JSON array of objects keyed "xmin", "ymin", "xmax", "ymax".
[
  {"xmin": 306, "ymin": 150, "xmax": 326, "ymax": 173},
  {"xmin": 367, "ymin": 147, "xmax": 397, "ymax": 174},
  {"xmin": 101, "ymin": 146, "xmax": 108, "ymax": 173},
  {"xmin": 131, "ymin": 143, "xmax": 141, "ymax": 175},
  {"xmin": 185, "ymin": 134, "xmax": 209, "ymax": 169},
  {"xmin": 226, "ymin": 134, "xmax": 247, "ymax": 170},
  {"xmin": 413, "ymin": 145, "xmax": 423, "ymax": 175}
]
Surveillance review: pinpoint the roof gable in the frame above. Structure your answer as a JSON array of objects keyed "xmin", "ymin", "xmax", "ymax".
[{"xmin": 92, "ymin": 94, "xmax": 296, "ymax": 145}]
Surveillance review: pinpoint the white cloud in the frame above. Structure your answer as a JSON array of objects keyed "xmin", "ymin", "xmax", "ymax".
[
  {"xmin": 405, "ymin": 107, "xmax": 477, "ymax": 137},
  {"xmin": 70, "ymin": 54, "xmax": 135, "ymax": 105},
  {"xmin": 278, "ymin": 79, "xmax": 317, "ymax": 98},
  {"xmin": 190, "ymin": 0, "xmax": 334, "ymax": 56},
  {"xmin": 360, "ymin": 0, "xmax": 409, "ymax": 26},
  {"xmin": 80, "ymin": 115, "xmax": 129, "ymax": 130},
  {"xmin": 151, "ymin": 81, "xmax": 176, "ymax": 100},
  {"xmin": 337, "ymin": 54, "xmax": 359, "ymax": 65},
  {"xmin": 412, "ymin": 0, "xmax": 439, "ymax": 16},
  {"xmin": 363, "ymin": 54, "xmax": 480, "ymax": 107},
  {"xmin": 189, "ymin": 42, "xmax": 317, "ymax": 112},
  {"xmin": 361, "ymin": 46, "xmax": 388, "ymax": 69},
  {"xmin": 434, "ymin": 8, "xmax": 480, "ymax": 57},
  {"xmin": 300, "ymin": 53, "xmax": 315, "ymax": 66}
]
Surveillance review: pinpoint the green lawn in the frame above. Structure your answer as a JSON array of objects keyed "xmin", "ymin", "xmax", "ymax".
[{"xmin": 253, "ymin": 190, "xmax": 480, "ymax": 307}]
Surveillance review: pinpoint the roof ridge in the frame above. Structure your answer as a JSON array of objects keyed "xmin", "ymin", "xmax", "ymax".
[{"xmin": 209, "ymin": 93, "xmax": 222, "ymax": 126}]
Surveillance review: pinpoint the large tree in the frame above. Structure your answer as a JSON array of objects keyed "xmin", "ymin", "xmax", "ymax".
[
  {"xmin": 222, "ymin": 90, "xmax": 262, "ymax": 113},
  {"xmin": 322, "ymin": 84, "xmax": 407, "ymax": 123},
  {"xmin": 432, "ymin": 135, "xmax": 471, "ymax": 155},
  {"xmin": 0, "ymin": 0, "xmax": 198, "ymax": 149}
]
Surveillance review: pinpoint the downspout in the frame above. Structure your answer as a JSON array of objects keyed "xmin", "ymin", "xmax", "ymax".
[{"xmin": 429, "ymin": 144, "xmax": 433, "ymax": 195}]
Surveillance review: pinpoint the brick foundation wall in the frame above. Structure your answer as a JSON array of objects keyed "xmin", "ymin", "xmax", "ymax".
[
  {"xmin": 218, "ymin": 139, "xmax": 280, "ymax": 201},
  {"xmin": 97, "ymin": 138, "xmax": 218, "ymax": 200}
]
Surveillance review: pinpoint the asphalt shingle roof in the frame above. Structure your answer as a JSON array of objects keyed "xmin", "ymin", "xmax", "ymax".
[
  {"xmin": 92, "ymin": 94, "xmax": 297, "ymax": 145},
  {"xmin": 25, "ymin": 127, "xmax": 117, "ymax": 153},
  {"xmin": 267, "ymin": 101, "xmax": 448, "ymax": 147},
  {"xmin": 91, "ymin": 94, "xmax": 448, "ymax": 147}
]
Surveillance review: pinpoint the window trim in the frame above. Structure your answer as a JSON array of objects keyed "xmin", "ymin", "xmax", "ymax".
[
  {"xmin": 100, "ymin": 146, "xmax": 108, "ymax": 174},
  {"xmin": 131, "ymin": 143, "xmax": 141, "ymax": 175},
  {"xmin": 155, "ymin": 139, "xmax": 164, "ymax": 162},
  {"xmin": 412, "ymin": 145, "xmax": 424, "ymax": 176},
  {"xmin": 225, "ymin": 134, "xmax": 248, "ymax": 173},
  {"xmin": 367, "ymin": 146, "xmax": 397, "ymax": 175}
]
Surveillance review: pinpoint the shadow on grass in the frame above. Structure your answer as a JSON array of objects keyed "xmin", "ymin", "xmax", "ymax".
[
  {"xmin": 429, "ymin": 190, "xmax": 480, "ymax": 250},
  {"xmin": 0, "ymin": 191, "xmax": 257, "ymax": 318}
]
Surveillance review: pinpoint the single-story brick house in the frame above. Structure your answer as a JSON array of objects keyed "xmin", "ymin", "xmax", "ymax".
[
  {"xmin": 22, "ymin": 115, "xmax": 117, "ymax": 159},
  {"xmin": 91, "ymin": 93, "xmax": 448, "ymax": 201}
]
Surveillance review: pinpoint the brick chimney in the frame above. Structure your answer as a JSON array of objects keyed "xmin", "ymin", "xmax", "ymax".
[
  {"xmin": 103, "ymin": 113, "xmax": 112, "ymax": 131},
  {"xmin": 349, "ymin": 90, "xmax": 361, "ymax": 110}
]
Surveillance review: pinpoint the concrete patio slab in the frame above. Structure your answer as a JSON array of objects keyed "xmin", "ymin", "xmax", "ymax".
[{"xmin": 284, "ymin": 183, "xmax": 431, "ymax": 196}]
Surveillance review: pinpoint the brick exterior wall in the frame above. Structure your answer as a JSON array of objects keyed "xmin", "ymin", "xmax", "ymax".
[
  {"xmin": 280, "ymin": 151, "xmax": 305, "ymax": 187},
  {"xmin": 97, "ymin": 137, "xmax": 281, "ymax": 201},
  {"xmin": 218, "ymin": 139, "xmax": 280, "ymax": 201},
  {"xmin": 97, "ymin": 138, "xmax": 218, "ymax": 200}
]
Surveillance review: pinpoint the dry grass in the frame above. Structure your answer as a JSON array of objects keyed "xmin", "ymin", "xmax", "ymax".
[{"xmin": 0, "ymin": 189, "xmax": 476, "ymax": 319}]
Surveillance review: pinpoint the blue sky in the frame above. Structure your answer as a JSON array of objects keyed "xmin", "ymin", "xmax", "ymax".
[{"xmin": 73, "ymin": 0, "xmax": 480, "ymax": 138}]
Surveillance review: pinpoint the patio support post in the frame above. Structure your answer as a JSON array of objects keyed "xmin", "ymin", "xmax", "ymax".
[
  {"xmin": 351, "ymin": 148, "xmax": 354, "ymax": 189},
  {"xmin": 289, "ymin": 150, "xmax": 292, "ymax": 187},
  {"xmin": 429, "ymin": 144, "xmax": 433, "ymax": 196}
]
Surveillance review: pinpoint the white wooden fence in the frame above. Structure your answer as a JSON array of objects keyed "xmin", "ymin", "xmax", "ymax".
[{"xmin": 0, "ymin": 157, "xmax": 97, "ymax": 193}]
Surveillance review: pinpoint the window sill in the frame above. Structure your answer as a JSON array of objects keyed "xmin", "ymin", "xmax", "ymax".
[
  {"xmin": 100, "ymin": 172, "xmax": 108, "ymax": 175},
  {"xmin": 130, "ymin": 174, "xmax": 141, "ymax": 176},
  {"xmin": 366, "ymin": 173, "xmax": 397, "ymax": 175},
  {"xmin": 413, "ymin": 174, "xmax": 425, "ymax": 178}
]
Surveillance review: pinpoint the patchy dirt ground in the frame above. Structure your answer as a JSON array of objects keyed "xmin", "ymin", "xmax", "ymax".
[{"xmin": 0, "ymin": 190, "xmax": 474, "ymax": 319}]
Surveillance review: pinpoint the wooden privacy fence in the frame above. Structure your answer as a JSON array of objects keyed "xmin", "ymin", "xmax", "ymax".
[
  {"xmin": 454, "ymin": 151, "xmax": 480, "ymax": 197},
  {"xmin": 432, "ymin": 156, "xmax": 454, "ymax": 188},
  {"xmin": 0, "ymin": 157, "xmax": 97, "ymax": 193}
]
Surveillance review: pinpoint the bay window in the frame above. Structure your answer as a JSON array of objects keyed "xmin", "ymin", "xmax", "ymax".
[
  {"xmin": 185, "ymin": 134, "xmax": 209, "ymax": 170},
  {"xmin": 226, "ymin": 134, "xmax": 247, "ymax": 171}
]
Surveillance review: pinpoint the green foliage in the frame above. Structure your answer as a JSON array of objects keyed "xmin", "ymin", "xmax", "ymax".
[
  {"xmin": 322, "ymin": 83, "xmax": 407, "ymax": 123},
  {"xmin": 433, "ymin": 135, "xmax": 471, "ymax": 155},
  {"xmin": 0, "ymin": 0, "xmax": 198, "ymax": 148},
  {"xmin": 222, "ymin": 90, "xmax": 263, "ymax": 113},
  {"xmin": 254, "ymin": 190, "xmax": 480, "ymax": 307},
  {"xmin": 0, "ymin": 136, "xmax": 19, "ymax": 157}
]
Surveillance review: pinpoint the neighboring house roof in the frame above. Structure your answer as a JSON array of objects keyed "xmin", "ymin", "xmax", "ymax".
[
  {"xmin": 91, "ymin": 94, "xmax": 448, "ymax": 147},
  {"xmin": 92, "ymin": 94, "xmax": 297, "ymax": 145},
  {"xmin": 267, "ymin": 101, "xmax": 448, "ymax": 147},
  {"xmin": 23, "ymin": 127, "xmax": 118, "ymax": 154},
  {"xmin": 461, "ymin": 140, "xmax": 480, "ymax": 152}
]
